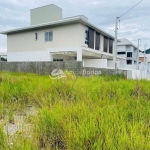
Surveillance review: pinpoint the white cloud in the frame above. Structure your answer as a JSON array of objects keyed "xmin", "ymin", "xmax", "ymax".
[{"xmin": 0, "ymin": 0, "xmax": 150, "ymax": 51}]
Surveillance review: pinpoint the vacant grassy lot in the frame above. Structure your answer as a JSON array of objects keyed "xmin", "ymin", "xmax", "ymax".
[{"xmin": 0, "ymin": 71, "xmax": 150, "ymax": 150}]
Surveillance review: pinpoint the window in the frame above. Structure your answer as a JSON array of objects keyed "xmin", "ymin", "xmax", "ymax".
[
  {"xmin": 127, "ymin": 52, "xmax": 132, "ymax": 57},
  {"xmin": 95, "ymin": 32, "xmax": 100, "ymax": 50},
  {"xmin": 88, "ymin": 28, "xmax": 94, "ymax": 49},
  {"xmin": 85, "ymin": 30, "xmax": 89, "ymax": 44},
  {"xmin": 35, "ymin": 33, "xmax": 38, "ymax": 40},
  {"xmin": 109, "ymin": 39, "xmax": 113, "ymax": 54},
  {"xmin": 45, "ymin": 31, "xmax": 53, "ymax": 42},
  {"xmin": 104, "ymin": 37, "xmax": 108, "ymax": 52},
  {"xmin": 118, "ymin": 52, "xmax": 126, "ymax": 55},
  {"xmin": 127, "ymin": 60, "xmax": 132, "ymax": 64},
  {"xmin": 53, "ymin": 59, "xmax": 63, "ymax": 61}
]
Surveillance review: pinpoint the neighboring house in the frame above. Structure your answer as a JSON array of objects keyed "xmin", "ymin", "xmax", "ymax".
[
  {"xmin": 117, "ymin": 38, "xmax": 141, "ymax": 69},
  {"xmin": 141, "ymin": 49, "xmax": 150, "ymax": 65},
  {"xmin": 139, "ymin": 52, "xmax": 147, "ymax": 62},
  {"xmin": 0, "ymin": 4, "xmax": 124, "ymax": 68}
]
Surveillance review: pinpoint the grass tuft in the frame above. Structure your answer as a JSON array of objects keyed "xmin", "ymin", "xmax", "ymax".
[{"xmin": 0, "ymin": 71, "xmax": 150, "ymax": 150}]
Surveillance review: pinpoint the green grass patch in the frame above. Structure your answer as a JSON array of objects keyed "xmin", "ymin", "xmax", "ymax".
[{"xmin": 0, "ymin": 71, "xmax": 150, "ymax": 150}]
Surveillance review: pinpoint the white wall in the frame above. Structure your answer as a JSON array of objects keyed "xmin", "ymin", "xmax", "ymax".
[
  {"xmin": 127, "ymin": 70, "xmax": 141, "ymax": 79},
  {"xmin": 126, "ymin": 45, "xmax": 133, "ymax": 52},
  {"xmin": 107, "ymin": 60, "xmax": 113, "ymax": 68},
  {"xmin": 127, "ymin": 70, "xmax": 147, "ymax": 79},
  {"xmin": 7, "ymin": 51, "xmax": 50, "ymax": 62},
  {"xmin": 7, "ymin": 23, "xmax": 87, "ymax": 53},
  {"xmin": 83, "ymin": 59, "xmax": 107, "ymax": 68},
  {"xmin": 117, "ymin": 45, "xmax": 126, "ymax": 52},
  {"xmin": 7, "ymin": 50, "xmax": 77, "ymax": 62},
  {"xmin": 146, "ymin": 54, "xmax": 150, "ymax": 62},
  {"xmin": 117, "ymin": 45, "xmax": 126, "ymax": 58}
]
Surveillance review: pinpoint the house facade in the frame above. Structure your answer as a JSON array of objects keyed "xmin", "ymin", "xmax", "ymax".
[
  {"xmin": 117, "ymin": 38, "xmax": 140, "ymax": 69},
  {"xmin": 0, "ymin": 4, "xmax": 125, "ymax": 68}
]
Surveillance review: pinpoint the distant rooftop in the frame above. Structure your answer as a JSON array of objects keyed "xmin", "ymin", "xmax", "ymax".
[
  {"xmin": 117, "ymin": 38, "xmax": 137, "ymax": 48},
  {"xmin": 117, "ymin": 38, "xmax": 142, "ymax": 51}
]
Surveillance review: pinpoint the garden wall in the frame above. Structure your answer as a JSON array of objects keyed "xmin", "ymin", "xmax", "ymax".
[{"xmin": 0, "ymin": 61, "xmax": 127, "ymax": 77}]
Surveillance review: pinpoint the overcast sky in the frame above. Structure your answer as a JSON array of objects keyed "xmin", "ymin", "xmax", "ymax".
[{"xmin": 0, "ymin": 0, "xmax": 150, "ymax": 52}]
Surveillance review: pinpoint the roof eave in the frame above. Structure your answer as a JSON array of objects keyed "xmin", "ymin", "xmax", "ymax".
[
  {"xmin": 0, "ymin": 18, "xmax": 81, "ymax": 34},
  {"xmin": 0, "ymin": 16, "xmax": 115, "ymax": 39}
]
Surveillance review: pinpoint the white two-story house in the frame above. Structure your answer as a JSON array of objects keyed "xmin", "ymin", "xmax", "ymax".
[
  {"xmin": 117, "ymin": 38, "xmax": 141, "ymax": 69},
  {"xmin": 0, "ymin": 4, "xmax": 125, "ymax": 68}
]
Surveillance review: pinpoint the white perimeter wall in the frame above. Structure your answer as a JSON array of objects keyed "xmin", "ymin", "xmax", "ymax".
[
  {"xmin": 83, "ymin": 59, "xmax": 107, "ymax": 68},
  {"xmin": 7, "ymin": 51, "xmax": 76, "ymax": 62},
  {"xmin": 127, "ymin": 70, "xmax": 147, "ymax": 79},
  {"xmin": 107, "ymin": 60, "xmax": 113, "ymax": 68},
  {"xmin": 7, "ymin": 51, "xmax": 50, "ymax": 62}
]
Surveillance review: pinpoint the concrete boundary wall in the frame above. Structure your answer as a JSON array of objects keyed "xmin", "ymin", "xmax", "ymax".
[
  {"xmin": 0, "ymin": 61, "xmax": 127, "ymax": 76},
  {"xmin": 82, "ymin": 67, "xmax": 127, "ymax": 77}
]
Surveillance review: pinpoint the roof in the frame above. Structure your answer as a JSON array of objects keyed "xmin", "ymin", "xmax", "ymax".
[
  {"xmin": 117, "ymin": 38, "xmax": 142, "ymax": 51},
  {"xmin": 0, "ymin": 15, "xmax": 114, "ymax": 39}
]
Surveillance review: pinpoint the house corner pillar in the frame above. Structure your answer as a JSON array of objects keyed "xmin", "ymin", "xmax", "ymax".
[{"xmin": 77, "ymin": 48, "xmax": 82, "ymax": 61}]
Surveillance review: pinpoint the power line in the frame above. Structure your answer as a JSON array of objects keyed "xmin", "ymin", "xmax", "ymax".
[{"xmin": 119, "ymin": 0, "xmax": 143, "ymax": 18}]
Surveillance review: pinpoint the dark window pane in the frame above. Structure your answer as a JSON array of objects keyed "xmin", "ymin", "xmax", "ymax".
[
  {"xmin": 104, "ymin": 37, "xmax": 108, "ymax": 52},
  {"xmin": 118, "ymin": 52, "xmax": 126, "ymax": 54},
  {"xmin": 85, "ymin": 30, "xmax": 89, "ymax": 40},
  {"xmin": 127, "ymin": 60, "xmax": 132, "ymax": 64},
  {"xmin": 85, "ymin": 30, "xmax": 89, "ymax": 45},
  {"xmin": 88, "ymin": 28, "xmax": 94, "ymax": 49},
  {"xmin": 49, "ymin": 32, "xmax": 53, "ymax": 41},
  {"xmin": 53, "ymin": 59, "xmax": 63, "ymax": 61},
  {"xmin": 95, "ymin": 32, "xmax": 100, "ymax": 50},
  {"xmin": 109, "ymin": 39, "xmax": 113, "ymax": 54},
  {"xmin": 35, "ymin": 33, "xmax": 38, "ymax": 40},
  {"xmin": 45, "ymin": 32, "xmax": 49, "ymax": 41},
  {"xmin": 127, "ymin": 52, "xmax": 132, "ymax": 57},
  {"xmin": 45, "ymin": 31, "xmax": 53, "ymax": 42}
]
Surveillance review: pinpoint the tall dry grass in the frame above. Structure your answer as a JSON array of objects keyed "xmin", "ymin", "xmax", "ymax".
[{"xmin": 0, "ymin": 71, "xmax": 150, "ymax": 149}]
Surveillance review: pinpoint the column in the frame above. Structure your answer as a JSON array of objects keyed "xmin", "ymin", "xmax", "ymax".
[
  {"xmin": 77, "ymin": 48, "xmax": 82, "ymax": 61},
  {"xmin": 49, "ymin": 53, "xmax": 53, "ymax": 61}
]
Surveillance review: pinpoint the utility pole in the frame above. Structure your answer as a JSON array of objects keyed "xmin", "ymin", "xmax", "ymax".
[
  {"xmin": 144, "ymin": 44, "xmax": 147, "ymax": 79},
  {"xmin": 113, "ymin": 17, "xmax": 119, "ymax": 69},
  {"xmin": 136, "ymin": 39, "xmax": 140, "ymax": 70},
  {"xmin": 144, "ymin": 44, "xmax": 147, "ymax": 64}
]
